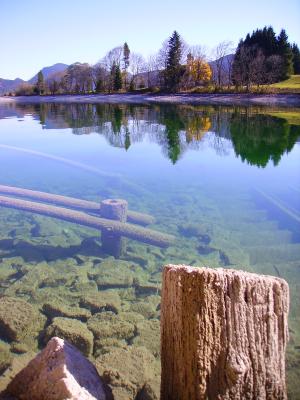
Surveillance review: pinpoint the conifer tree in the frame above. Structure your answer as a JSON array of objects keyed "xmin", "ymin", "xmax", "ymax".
[
  {"xmin": 277, "ymin": 29, "xmax": 294, "ymax": 79},
  {"xmin": 164, "ymin": 31, "xmax": 183, "ymax": 92},
  {"xmin": 36, "ymin": 70, "xmax": 44, "ymax": 95},
  {"xmin": 123, "ymin": 42, "xmax": 130, "ymax": 71},
  {"xmin": 292, "ymin": 43, "xmax": 300, "ymax": 74},
  {"xmin": 123, "ymin": 42, "xmax": 130, "ymax": 89},
  {"xmin": 113, "ymin": 64, "xmax": 122, "ymax": 91}
]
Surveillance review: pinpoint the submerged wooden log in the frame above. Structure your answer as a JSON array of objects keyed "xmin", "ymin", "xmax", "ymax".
[
  {"xmin": 100, "ymin": 199, "xmax": 128, "ymax": 257},
  {"xmin": 0, "ymin": 144, "xmax": 120, "ymax": 178},
  {"xmin": 0, "ymin": 195, "xmax": 174, "ymax": 248},
  {"xmin": 254, "ymin": 188, "xmax": 300, "ymax": 224},
  {"xmin": 161, "ymin": 264, "xmax": 289, "ymax": 400},
  {"xmin": 0, "ymin": 184, "xmax": 155, "ymax": 226}
]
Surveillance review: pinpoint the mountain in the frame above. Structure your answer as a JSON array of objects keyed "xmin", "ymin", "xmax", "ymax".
[
  {"xmin": 28, "ymin": 63, "xmax": 68, "ymax": 84},
  {"xmin": 0, "ymin": 78, "xmax": 25, "ymax": 95},
  {"xmin": 209, "ymin": 54, "xmax": 235, "ymax": 84},
  {"xmin": 0, "ymin": 63, "xmax": 69, "ymax": 95}
]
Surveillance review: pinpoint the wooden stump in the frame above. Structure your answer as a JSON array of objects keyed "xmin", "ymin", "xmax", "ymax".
[
  {"xmin": 160, "ymin": 265, "xmax": 289, "ymax": 400},
  {"xmin": 100, "ymin": 199, "xmax": 128, "ymax": 258}
]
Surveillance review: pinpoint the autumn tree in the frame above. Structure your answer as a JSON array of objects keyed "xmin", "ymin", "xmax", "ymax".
[
  {"xmin": 187, "ymin": 55, "xmax": 212, "ymax": 86},
  {"xmin": 164, "ymin": 31, "xmax": 183, "ymax": 92}
]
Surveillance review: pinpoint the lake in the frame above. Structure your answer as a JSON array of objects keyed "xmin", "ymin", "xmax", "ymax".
[{"xmin": 0, "ymin": 102, "xmax": 299, "ymax": 398}]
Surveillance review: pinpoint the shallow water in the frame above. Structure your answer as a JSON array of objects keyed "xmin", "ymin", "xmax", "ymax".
[{"xmin": 0, "ymin": 102, "xmax": 299, "ymax": 398}]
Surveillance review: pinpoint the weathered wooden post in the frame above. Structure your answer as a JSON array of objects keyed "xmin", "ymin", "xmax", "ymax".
[
  {"xmin": 100, "ymin": 199, "xmax": 128, "ymax": 258},
  {"xmin": 161, "ymin": 264, "xmax": 289, "ymax": 400}
]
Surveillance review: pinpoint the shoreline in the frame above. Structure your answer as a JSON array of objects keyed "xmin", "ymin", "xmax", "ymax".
[{"xmin": 1, "ymin": 93, "xmax": 300, "ymax": 107}]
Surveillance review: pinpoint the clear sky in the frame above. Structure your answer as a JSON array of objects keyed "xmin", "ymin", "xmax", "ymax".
[{"xmin": 1, "ymin": 0, "xmax": 300, "ymax": 80}]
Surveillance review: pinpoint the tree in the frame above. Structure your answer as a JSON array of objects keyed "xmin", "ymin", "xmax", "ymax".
[
  {"xmin": 113, "ymin": 63, "xmax": 122, "ymax": 91},
  {"xmin": 129, "ymin": 52, "xmax": 145, "ymax": 90},
  {"xmin": 232, "ymin": 27, "xmax": 294, "ymax": 86},
  {"xmin": 47, "ymin": 78, "xmax": 59, "ymax": 95},
  {"xmin": 64, "ymin": 63, "xmax": 93, "ymax": 93},
  {"xmin": 123, "ymin": 42, "xmax": 130, "ymax": 89},
  {"xmin": 123, "ymin": 42, "xmax": 130, "ymax": 69},
  {"xmin": 164, "ymin": 31, "xmax": 184, "ymax": 91},
  {"xmin": 213, "ymin": 41, "xmax": 233, "ymax": 87},
  {"xmin": 93, "ymin": 63, "xmax": 108, "ymax": 92},
  {"xmin": 145, "ymin": 54, "xmax": 160, "ymax": 88},
  {"xmin": 36, "ymin": 70, "xmax": 44, "ymax": 95},
  {"xmin": 292, "ymin": 43, "xmax": 300, "ymax": 74},
  {"xmin": 277, "ymin": 29, "xmax": 294, "ymax": 79},
  {"xmin": 187, "ymin": 56, "xmax": 212, "ymax": 86}
]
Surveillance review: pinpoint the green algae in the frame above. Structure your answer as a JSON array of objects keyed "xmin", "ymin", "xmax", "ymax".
[{"xmin": 44, "ymin": 317, "xmax": 93, "ymax": 357}]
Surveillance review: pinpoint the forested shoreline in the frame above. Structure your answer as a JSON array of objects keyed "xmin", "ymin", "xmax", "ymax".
[{"xmin": 10, "ymin": 27, "xmax": 300, "ymax": 96}]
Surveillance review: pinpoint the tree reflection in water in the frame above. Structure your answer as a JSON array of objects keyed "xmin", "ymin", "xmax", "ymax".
[{"xmin": 5, "ymin": 102, "xmax": 300, "ymax": 167}]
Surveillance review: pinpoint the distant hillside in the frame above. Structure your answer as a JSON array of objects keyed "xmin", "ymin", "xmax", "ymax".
[
  {"xmin": 0, "ymin": 78, "xmax": 25, "ymax": 95},
  {"xmin": 209, "ymin": 54, "xmax": 234, "ymax": 84},
  {"xmin": 0, "ymin": 63, "xmax": 69, "ymax": 95},
  {"xmin": 28, "ymin": 63, "xmax": 68, "ymax": 84}
]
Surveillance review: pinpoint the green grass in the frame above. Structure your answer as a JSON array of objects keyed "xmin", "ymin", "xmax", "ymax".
[
  {"xmin": 267, "ymin": 111, "xmax": 300, "ymax": 126},
  {"xmin": 270, "ymin": 75, "xmax": 300, "ymax": 90}
]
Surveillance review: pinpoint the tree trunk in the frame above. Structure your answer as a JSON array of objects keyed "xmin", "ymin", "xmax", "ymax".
[{"xmin": 160, "ymin": 264, "xmax": 289, "ymax": 400}]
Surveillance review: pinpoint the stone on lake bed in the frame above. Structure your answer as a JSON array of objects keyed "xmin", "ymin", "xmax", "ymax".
[
  {"xmin": 44, "ymin": 317, "xmax": 93, "ymax": 357},
  {"xmin": 87, "ymin": 311, "xmax": 135, "ymax": 341},
  {"xmin": 3, "ymin": 336, "xmax": 111, "ymax": 400},
  {"xmin": 96, "ymin": 345, "xmax": 160, "ymax": 400},
  {"xmin": 130, "ymin": 301, "xmax": 157, "ymax": 319},
  {"xmin": 132, "ymin": 319, "xmax": 160, "ymax": 358},
  {"xmin": 94, "ymin": 337, "xmax": 127, "ymax": 357},
  {"xmin": 88, "ymin": 257, "xmax": 147, "ymax": 289},
  {"xmin": 0, "ymin": 296, "xmax": 44, "ymax": 343},
  {"xmin": 80, "ymin": 290, "xmax": 121, "ymax": 314},
  {"xmin": 42, "ymin": 302, "xmax": 92, "ymax": 322}
]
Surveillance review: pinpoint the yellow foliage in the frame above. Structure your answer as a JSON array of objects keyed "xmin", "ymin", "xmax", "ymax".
[
  {"xmin": 186, "ymin": 116, "xmax": 211, "ymax": 141},
  {"xmin": 187, "ymin": 57, "xmax": 212, "ymax": 83}
]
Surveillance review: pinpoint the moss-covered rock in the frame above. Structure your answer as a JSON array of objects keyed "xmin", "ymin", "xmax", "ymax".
[
  {"xmin": 87, "ymin": 311, "xmax": 135, "ymax": 341},
  {"xmin": 0, "ymin": 296, "xmax": 45, "ymax": 343},
  {"xmin": 96, "ymin": 346, "xmax": 160, "ymax": 400},
  {"xmin": 42, "ymin": 302, "xmax": 91, "ymax": 322},
  {"xmin": 44, "ymin": 317, "xmax": 93, "ymax": 356},
  {"xmin": 132, "ymin": 319, "xmax": 160, "ymax": 357},
  {"xmin": 130, "ymin": 301, "xmax": 157, "ymax": 319},
  {"xmin": 88, "ymin": 257, "xmax": 148, "ymax": 289},
  {"xmin": 80, "ymin": 290, "xmax": 121, "ymax": 314},
  {"xmin": 94, "ymin": 337, "xmax": 127, "ymax": 357}
]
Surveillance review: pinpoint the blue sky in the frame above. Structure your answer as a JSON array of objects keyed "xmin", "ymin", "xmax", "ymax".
[{"xmin": 1, "ymin": 0, "xmax": 300, "ymax": 80}]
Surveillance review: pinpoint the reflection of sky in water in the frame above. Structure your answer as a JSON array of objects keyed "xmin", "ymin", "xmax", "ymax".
[{"xmin": 0, "ymin": 110, "xmax": 299, "ymax": 195}]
